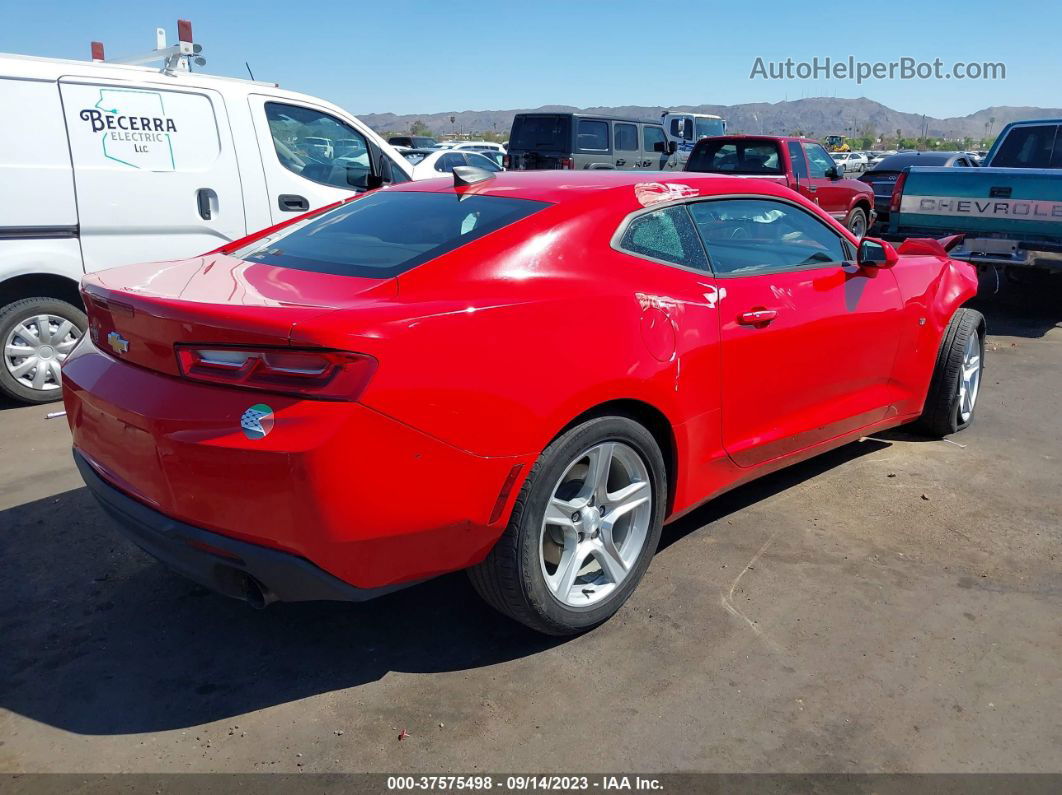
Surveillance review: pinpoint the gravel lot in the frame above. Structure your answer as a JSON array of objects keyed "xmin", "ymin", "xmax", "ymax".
[{"xmin": 1, "ymin": 286, "xmax": 1059, "ymax": 774}]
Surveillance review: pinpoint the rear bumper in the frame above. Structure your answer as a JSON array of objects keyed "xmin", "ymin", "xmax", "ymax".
[
  {"xmin": 76, "ymin": 450, "xmax": 405, "ymax": 605},
  {"xmin": 881, "ymin": 229, "xmax": 1062, "ymax": 270}
]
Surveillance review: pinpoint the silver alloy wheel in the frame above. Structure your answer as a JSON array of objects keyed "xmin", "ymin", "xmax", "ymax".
[
  {"xmin": 3, "ymin": 314, "xmax": 81, "ymax": 392},
  {"xmin": 539, "ymin": 441, "xmax": 652, "ymax": 607},
  {"xmin": 850, "ymin": 212, "xmax": 866, "ymax": 238},
  {"xmin": 958, "ymin": 332, "xmax": 982, "ymax": 423}
]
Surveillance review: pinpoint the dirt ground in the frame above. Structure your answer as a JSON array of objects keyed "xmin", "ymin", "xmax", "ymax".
[{"xmin": 1, "ymin": 286, "xmax": 1059, "ymax": 774}]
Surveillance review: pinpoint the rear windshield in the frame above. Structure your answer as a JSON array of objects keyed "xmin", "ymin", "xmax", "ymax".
[
  {"xmin": 686, "ymin": 140, "xmax": 783, "ymax": 175},
  {"xmin": 509, "ymin": 115, "xmax": 571, "ymax": 151},
  {"xmin": 234, "ymin": 191, "xmax": 548, "ymax": 279},
  {"xmin": 871, "ymin": 153, "xmax": 953, "ymax": 171},
  {"xmin": 991, "ymin": 125, "xmax": 1059, "ymax": 168}
]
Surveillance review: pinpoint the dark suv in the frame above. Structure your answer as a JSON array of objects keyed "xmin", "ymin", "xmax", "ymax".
[{"xmin": 505, "ymin": 112, "xmax": 676, "ymax": 171}]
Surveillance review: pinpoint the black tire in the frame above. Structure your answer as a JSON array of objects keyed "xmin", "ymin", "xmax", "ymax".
[
  {"xmin": 0, "ymin": 297, "xmax": 87, "ymax": 404},
  {"xmin": 915, "ymin": 308, "xmax": 985, "ymax": 437},
  {"xmin": 845, "ymin": 206, "xmax": 868, "ymax": 238},
  {"xmin": 468, "ymin": 416, "xmax": 667, "ymax": 635}
]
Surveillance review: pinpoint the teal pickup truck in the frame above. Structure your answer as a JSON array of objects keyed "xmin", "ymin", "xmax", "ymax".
[{"xmin": 886, "ymin": 120, "xmax": 1062, "ymax": 278}]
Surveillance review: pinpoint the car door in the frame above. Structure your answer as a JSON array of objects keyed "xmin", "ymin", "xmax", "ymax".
[
  {"xmin": 642, "ymin": 124, "xmax": 673, "ymax": 170},
  {"xmin": 803, "ymin": 142, "xmax": 849, "ymax": 221},
  {"xmin": 59, "ymin": 77, "xmax": 247, "ymax": 273},
  {"xmin": 786, "ymin": 141, "xmax": 814, "ymax": 203},
  {"xmin": 612, "ymin": 122, "xmax": 639, "ymax": 170},
  {"xmin": 247, "ymin": 96, "xmax": 406, "ymax": 225},
  {"xmin": 688, "ymin": 197, "xmax": 904, "ymax": 467}
]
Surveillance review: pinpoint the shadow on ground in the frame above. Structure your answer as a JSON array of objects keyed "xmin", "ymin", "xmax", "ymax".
[{"xmin": 0, "ymin": 435, "xmax": 890, "ymax": 736}]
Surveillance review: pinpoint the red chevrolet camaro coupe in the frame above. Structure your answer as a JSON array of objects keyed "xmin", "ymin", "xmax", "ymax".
[{"xmin": 62, "ymin": 168, "xmax": 984, "ymax": 635}]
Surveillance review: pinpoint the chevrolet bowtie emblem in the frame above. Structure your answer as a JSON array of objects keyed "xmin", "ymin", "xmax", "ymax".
[{"xmin": 107, "ymin": 331, "xmax": 130, "ymax": 355}]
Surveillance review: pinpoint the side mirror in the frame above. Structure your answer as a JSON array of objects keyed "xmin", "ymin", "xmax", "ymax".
[
  {"xmin": 857, "ymin": 237, "xmax": 899, "ymax": 267},
  {"xmin": 826, "ymin": 165, "xmax": 843, "ymax": 180},
  {"xmin": 652, "ymin": 140, "xmax": 666, "ymax": 153},
  {"xmin": 667, "ymin": 141, "xmax": 678, "ymax": 155}
]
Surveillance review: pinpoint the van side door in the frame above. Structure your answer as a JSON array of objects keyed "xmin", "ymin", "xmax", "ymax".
[
  {"xmin": 58, "ymin": 78, "xmax": 247, "ymax": 272},
  {"xmin": 247, "ymin": 95, "xmax": 409, "ymax": 225}
]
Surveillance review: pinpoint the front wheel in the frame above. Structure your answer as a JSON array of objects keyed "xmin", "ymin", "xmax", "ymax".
[
  {"xmin": 916, "ymin": 308, "xmax": 985, "ymax": 436},
  {"xmin": 468, "ymin": 416, "xmax": 667, "ymax": 635},
  {"xmin": 845, "ymin": 207, "xmax": 868, "ymax": 238},
  {"xmin": 0, "ymin": 297, "xmax": 86, "ymax": 404}
]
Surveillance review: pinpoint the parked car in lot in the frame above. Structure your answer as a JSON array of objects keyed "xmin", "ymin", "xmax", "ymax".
[
  {"xmin": 0, "ymin": 52, "xmax": 412, "ymax": 404},
  {"xmin": 387, "ymin": 135, "xmax": 439, "ymax": 150},
  {"xmin": 505, "ymin": 112, "xmax": 675, "ymax": 171},
  {"xmin": 868, "ymin": 150, "xmax": 896, "ymax": 168},
  {"xmin": 860, "ymin": 151, "xmax": 979, "ymax": 226},
  {"xmin": 404, "ymin": 148, "xmax": 503, "ymax": 179},
  {"xmin": 886, "ymin": 119, "xmax": 1062, "ymax": 281},
  {"xmin": 64, "ymin": 169, "xmax": 983, "ymax": 635},
  {"xmin": 831, "ymin": 151, "xmax": 869, "ymax": 173},
  {"xmin": 435, "ymin": 140, "xmax": 506, "ymax": 154},
  {"xmin": 684, "ymin": 135, "xmax": 876, "ymax": 236}
]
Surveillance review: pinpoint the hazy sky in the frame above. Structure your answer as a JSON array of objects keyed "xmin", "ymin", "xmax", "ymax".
[{"xmin": 2, "ymin": 0, "xmax": 1056, "ymax": 118}]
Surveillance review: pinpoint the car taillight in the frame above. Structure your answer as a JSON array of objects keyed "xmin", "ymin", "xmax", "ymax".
[
  {"xmin": 502, "ymin": 154, "xmax": 511, "ymax": 168},
  {"xmin": 889, "ymin": 170, "xmax": 908, "ymax": 213},
  {"xmin": 174, "ymin": 345, "xmax": 377, "ymax": 400},
  {"xmin": 559, "ymin": 157, "xmax": 573, "ymax": 170}
]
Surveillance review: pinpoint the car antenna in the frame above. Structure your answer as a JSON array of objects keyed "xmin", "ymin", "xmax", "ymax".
[{"xmin": 452, "ymin": 166, "xmax": 495, "ymax": 190}]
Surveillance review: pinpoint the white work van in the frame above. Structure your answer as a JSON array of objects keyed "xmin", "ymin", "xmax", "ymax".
[
  {"xmin": 0, "ymin": 52, "xmax": 412, "ymax": 403},
  {"xmin": 661, "ymin": 111, "xmax": 727, "ymax": 169}
]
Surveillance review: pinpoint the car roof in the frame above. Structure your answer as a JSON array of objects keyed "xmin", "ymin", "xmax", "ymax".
[
  {"xmin": 514, "ymin": 111, "xmax": 659, "ymax": 126},
  {"xmin": 387, "ymin": 169, "xmax": 804, "ymax": 205},
  {"xmin": 871, "ymin": 151, "xmax": 964, "ymax": 170}
]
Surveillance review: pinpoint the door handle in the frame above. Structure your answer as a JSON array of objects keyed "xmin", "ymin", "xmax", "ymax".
[
  {"xmin": 807, "ymin": 185, "xmax": 817, "ymax": 192},
  {"xmin": 278, "ymin": 194, "xmax": 310, "ymax": 212},
  {"xmin": 196, "ymin": 188, "xmax": 216, "ymax": 220},
  {"xmin": 737, "ymin": 309, "xmax": 778, "ymax": 325}
]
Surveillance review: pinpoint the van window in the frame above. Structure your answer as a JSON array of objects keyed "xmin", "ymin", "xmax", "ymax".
[
  {"xmin": 577, "ymin": 120, "xmax": 609, "ymax": 152},
  {"xmin": 265, "ymin": 102, "xmax": 376, "ymax": 190},
  {"xmin": 615, "ymin": 123, "xmax": 638, "ymax": 152},
  {"xmin": 643, "ymin": 126, "xmax": 666, "ymax": 152},
  {"xmin": 234, "ymin": 192, "xmax": 549, "ymax": 279}
]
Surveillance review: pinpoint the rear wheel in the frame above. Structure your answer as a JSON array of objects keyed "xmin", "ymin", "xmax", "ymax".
[
  {"xmin": 468, "ymin": 416, "xmax": 667, "ymax": 635},
  {"xmin": 0, "ymin": 297, "xmax": 86, "ymax": 404},
  {"xmin": 916, "ymin": 308, "xmax": 984, "ymax": 436},
  {"xmin": 845, "ymin": 206, "xmax": 868, "ymax": 238}
]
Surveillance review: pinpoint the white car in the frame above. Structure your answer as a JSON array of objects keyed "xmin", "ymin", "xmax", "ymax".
[
  {"xmin": 404, "ymin": 148, "xmax": 504, "ymax": 180},
  {"xmin": 0, "ymin": 50, "xmax": 412, "ymax": 403},
  {"xmin": 435, "ymin": 140, "xmax": 506, "ymax": 154},
  {"xmin": 867, "ymin": 150, "xmax": 896, "ymax": 168},
  {"xmin": 830, "ymin": 151, "xmax": 868, "ymax": 173}
]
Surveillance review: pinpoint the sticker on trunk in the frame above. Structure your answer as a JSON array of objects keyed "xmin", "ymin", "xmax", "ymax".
[{"xmin": 240, "ymin": 403, "xmax": 275, "ymax": 440}]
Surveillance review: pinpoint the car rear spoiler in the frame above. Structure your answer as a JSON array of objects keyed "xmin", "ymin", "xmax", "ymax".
[{"xmin": 897, "ymin": 234, "xmax": 965, "ymax": 257}]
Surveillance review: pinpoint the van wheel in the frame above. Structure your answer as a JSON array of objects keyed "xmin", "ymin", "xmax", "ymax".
[
  {"xmin": 468, "ymin": 416, "xmax": 666, "ymax": 635},
  {"xmin": 845, "ymin": 207, "xmax": 868, "ymax": 238},
  {"xmin": 915, "ymin": 308, "xmax": 984, "ymax": 437},
  {"xmin": 0, "ymin": 297, "xmax": 86, "ymax": 404}
]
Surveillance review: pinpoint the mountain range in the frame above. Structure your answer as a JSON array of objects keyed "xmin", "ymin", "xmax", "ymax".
[{"xmin": 359, "ymin": 97, "xmax": 1062, "ymax": 141}]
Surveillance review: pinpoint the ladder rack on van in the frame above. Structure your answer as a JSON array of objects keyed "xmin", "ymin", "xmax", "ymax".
[{"xmin": 91, "ymin": 19, "xmax": 204, "ymax": 73}]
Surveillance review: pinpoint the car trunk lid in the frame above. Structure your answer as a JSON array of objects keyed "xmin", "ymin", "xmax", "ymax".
[{"xmin": 82, "ymin": 254, "xmax": 396, "ymax": 376}]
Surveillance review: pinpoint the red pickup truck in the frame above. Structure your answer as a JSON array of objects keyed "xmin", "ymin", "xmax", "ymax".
[{"xmin": 684, "ymin": 135, "xmax": 876, "ymax": 237}]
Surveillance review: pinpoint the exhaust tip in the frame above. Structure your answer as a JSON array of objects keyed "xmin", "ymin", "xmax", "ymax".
[{"xmin": 243, "ymin": 575, "xmax": 274, "ymax": 609}]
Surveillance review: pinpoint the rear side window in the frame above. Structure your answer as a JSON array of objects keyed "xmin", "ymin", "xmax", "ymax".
[
  {"xmin": 618, "ymin": 206, "xmax": 709, "ymax": 271},
  {"xmin": 615, "ymin": 123, "xmax": 638, "ymax": 152},
  {"xmin": 686, "ymin": 140, "xmax": 783, "ymax": 175},
  {"xmin": 991, "ymin": 125, "xmax": 1058, "ymax": 168},
  {"xmin": 577, "ymin": 120, "xmax": 609, "ymax": 152},
  {"xmin": 234, "ymin": 192, "xmax": 548, "ymax": 279}
]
